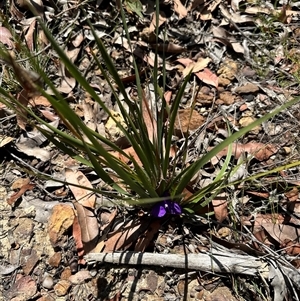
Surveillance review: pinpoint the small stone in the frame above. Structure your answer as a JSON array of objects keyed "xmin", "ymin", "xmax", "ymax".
[
  {"xmin": 216, "ymin": 91, "xmax": 235, "ymax": 105},
  {"xmin": 69, "ymin": 270, "xmax": 92, "ymax": 285},
  {"xmin": 234, "ymin": 83, "xmax": 259, "ymax": 94},
  {"xmin": 13, "ymin": 218, "xmax": 34, "ymax": 245},
  {"xmin": 48, "ymin": 204, "xmax": 75, "ymax": 248},
  {"xmin": 174, "ymin": 109, "xmax": 205, "ymax": 134},
  {"xmin": 42, "ymin": 274, "xmax": 54, "ymax": 289},
  {"xmin": 48, "ymin": 252, "xmax": 62, "ymax": 267},
  {"xmin": 61, "ymin": 267, "xmax": 72, "ymax": 280},
  {"xmin": 283, "ymin": 146, "xmax": 291, "ymax": 154},
  {"xmin": 36, "ymin": 294, "xmax": 56, "ymax": 301},
  {"xmin": 54, "ymin": 280, "xmax": 71, "ymax": 296}
]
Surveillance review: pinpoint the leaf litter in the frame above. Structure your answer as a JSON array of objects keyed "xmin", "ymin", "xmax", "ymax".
[{"xmin": 1, "ymin": 0, "xmax": 300, "ymax": 300}]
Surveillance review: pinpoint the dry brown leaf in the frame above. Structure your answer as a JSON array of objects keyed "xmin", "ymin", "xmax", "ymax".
[
  {"xmin": 30, "ymin": 95, "xmax": 52, "ymax": 107},
  {"xmin": 231, "ymin": 0, "xmax": 240, "ymax": 12},
  {"xmin": 66, "ymin": 47, "xmax": 81, "ymax": 63},
  {"xmin": 254, "ymin": 229, "xmax": 272, "ymax": 248},
  {"xmin": 231, "ymin": 42, "xmax": 244, "ymax": 54},
  {"xmin": 219, "ymin": 3, "xmax": 254, "ymax": 24},
  {"xmin": 164, "ymin": 90, "xmax": 172, "ymax": 104},
  {"xmin": 0, "ymin": 26, "xmax": 14, "ymax": 48},
  {"xmin": 182, "ymin": 57, "xmax": 211, "ymax": 77},
  {"xmin": 7, "ymin": 183, "xmax": 35, "ymax": 206},
  {"xmin": 196, "ymin": 0, "xmax": 222, "ymax": 20},
  {"xmin": 65, "ymin": 169, "xmax": 95, "ymax": 208},
  {"xmin": 242, "ymin": 213, "xmax": 285, "ymax": 234},
  {"xmin": 198, "ymin": 6, "xmax": 213, "ymax": 21},
  {"xmin": 177, "ymin": 58, "xmax": 193, "ymax": 67},
  {"xmin": 16, "ymin": 89, "xmax": 30, "ymax": 130},
  {"xmin": 282, "ymin": 240, "xmax": 300, "ymax": 256},
  {"xmin": 56, "ymin": 76, "xmax": 76, "ymax": 94},
  {"xmin": 133, "ymin": 46, "xmax": 156, "ymax": 67},
  {"xmin": 187, "ymin": 0, "xmax": 203, "ymax": 11},
  {"xmin": 212, "ymin": 26, "xmax": 245, "ymax": 54},
  {"xmin": 246, "ymin": 191, "xmax": 270, "ymax": 199},
  {"xmin": 110, "ymin": 146, "xmax": 143, "ymax": 166},
  {"xmin": 245, "ymin": 6, "xmax": 272, "ymax": 15},
  {"xmin": 72, "ymin": 216, "xmax": 85, "ymax": 264},
  {"xmin": 73, "ymin": 202, "xmax": 99, "ymax": 254},
  {"xmin": 177, "ymin": 58, "xmax": 218, "ymax": 88},
  {"xmin": 99, "ymin": 209, "xmax": 118, "ymax": 231},
  {"xmin": 173, "ymin": 0, "xmax": 188, "ymax": 19},
  {"xmin": 0, "ymin": 135, "xmax": 14, "ymax": 147},
  {"xmin": 102, "ymin": 219, "xmax": 151, "ymax": 252},
  {"xmin": 142, "ymin": 89, "xmax": 157, "ymax": 143},
  {"xmin": 24, "ymin": 18, "xmax": 36, "ymax": 51},
  {"xmin": 149, "ymin": 11, "xmax": 166, "ymax": 32},
  {"xmin": 134, "ymin": 220, "xmax": 161, "ymax": 252},
  {"xmin": 283, "ymin": 199, "xmax": 300, "ymax": 226},
  {"xmin": 39, "ymin": 109, "xmax": 59, "ymax": 122},
  {"xmin": 285, "ymin": 188, "xmax": 300, "ymax": 202},
  {"xmin": 262, "ymin": 223, "xmax": 300, "ymax": 245},
  {"xmin": 11, "ymin": 177, "xmax": 30, "ymax": 190},
  {"xmin": 211, "ymin": 142, "xmax": 277, "ymax": 164},
  {"xmin": 72, "ymin": 32, "xmax": 84, "ymax": 48},
  {"xmin": 83, "ymin": 97, "xmax": 96, "ymax": 132},
  {"xmin": 10, "ymin": 0, "xmax": 24, "ymax": 20},
  {"xmin": 195, "ymin": 68, "xmax": 218, "ymax": 87},
  {"xmin": 212, "ymin": 195, "xmax": 228, "ymax": 223}
]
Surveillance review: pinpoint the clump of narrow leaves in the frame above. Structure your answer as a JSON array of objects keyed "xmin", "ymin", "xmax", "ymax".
[{"xmin": 0, "ymin": 2, "xmax": 299, "ymax": 219}]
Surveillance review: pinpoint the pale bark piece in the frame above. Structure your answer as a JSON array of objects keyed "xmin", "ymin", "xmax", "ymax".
[
  {"xmin": 0, "ymin": 264, "xmax": 20, "ymax": 275},
  {"xmin": 85, "ymin": 250, "xmax": 268, "ymax": 277}
]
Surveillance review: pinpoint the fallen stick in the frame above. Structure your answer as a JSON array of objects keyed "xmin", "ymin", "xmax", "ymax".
[{"xmin": 85, "ymin": 250, "xmax": 269, "ymax": 277}]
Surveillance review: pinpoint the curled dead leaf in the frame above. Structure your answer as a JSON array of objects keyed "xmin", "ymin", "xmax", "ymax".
[
  {"xmin": 212, "ymin": 195, "xmax": 228, "ymax": 223},
  {"xmin": 73, "ymin": 202, "xmax": 99, "ymax": 254},
  {"xmin": 195, "ymin": 68, "xmax": 218, "ymax": 87},
  {"xmin": 173, "ymin": 0, "xmax": 188, "ymax": 19},
  {"xmin": 65, "ymin": 169, "xmax": 95, "ymax": 208},
  {"xmin": 7, "ymin": 183, "xmax": 35, "ymax": 206},
  {"xmin": 211, "ymin": 142, "xmax": 278, "ymax": 165},
  {"xmin": 0, "ymin": 27, "xmax": 14, "ymax": 48}
]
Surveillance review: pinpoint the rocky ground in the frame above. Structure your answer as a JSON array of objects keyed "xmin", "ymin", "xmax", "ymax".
[{"xmin": 1, "ymin": 0, "xmax": 300, "ymax": 300}]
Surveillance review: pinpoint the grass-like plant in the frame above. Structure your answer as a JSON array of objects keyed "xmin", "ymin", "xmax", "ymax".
[{"xmin": 0, "ymin": 2, "xmax": 300, "ymax": 218}]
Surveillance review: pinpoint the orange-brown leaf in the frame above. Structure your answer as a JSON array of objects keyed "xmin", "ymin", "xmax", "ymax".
[{"xmin": 7, "ymin": 183, "xmax": 35, "ymax": 206}]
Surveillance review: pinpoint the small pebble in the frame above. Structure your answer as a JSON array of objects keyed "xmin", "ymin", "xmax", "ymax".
[
  {"xmin": 54, "ymin": 280, "xmax": 71, "ymax": 296},
  {"xmin": 42, "ymin": 274, "xmax": 54, "ymax": 289}
]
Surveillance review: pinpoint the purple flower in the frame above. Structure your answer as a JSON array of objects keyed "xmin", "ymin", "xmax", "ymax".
[{"xmin": 151, "ymin": 200, "xmax": 182, "ymax": 218}]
